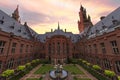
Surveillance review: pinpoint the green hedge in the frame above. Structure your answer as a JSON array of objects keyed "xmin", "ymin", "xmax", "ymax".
[
  {"xmin": 1, "ymin": 69, "xmax": 14, "ymax": 78},
  {"xmin": 104, "ymin": 70, "xmax": 115, "ymax": 77},
  {"xmin": 79, "ymin": 61, "xmax": 109, "ymax": 80}
]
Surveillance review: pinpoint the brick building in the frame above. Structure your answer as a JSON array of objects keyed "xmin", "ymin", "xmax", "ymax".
[
  {"xmin": 0, "ymin": 5, "xmax": 120, "ymax": 75},
  {"xmin": 0, "ymin": 6, "xmax": 41, "ymax": 73},
  {"xmin": 78, "ymin": 6, "xmax": 120, "ymax": 75}
]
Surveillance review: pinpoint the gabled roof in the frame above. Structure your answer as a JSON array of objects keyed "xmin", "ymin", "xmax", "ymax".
[
  {"xmin": 38, "ymin": 28, "xmax": 80, "ymax": 43},
  {"xmin": 0, "ymin": 10, "xmax": 38, "ymax": 40},
  {"xmin": 86, "ymin": 7, "xmax": 120, "ymax": 39}
]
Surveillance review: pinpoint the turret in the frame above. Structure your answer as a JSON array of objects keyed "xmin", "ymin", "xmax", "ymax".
[
  {"xmin": 12, "ymin": 5, "xmax": 20, "ymax": 22},
  {"xmin": 78, "ymin": 5, "xmax": 93, "ymax": 33}
]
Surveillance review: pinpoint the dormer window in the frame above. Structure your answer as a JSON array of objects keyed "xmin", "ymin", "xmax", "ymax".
[
  {"xmin": 18, "ymin": 29, "xmax": 21, "ymax": 32},
  {"xmin": 91, "ymin": 32, "xmax": 93, "ymax": 35},
  {"xmin": 10, "ymin": 22, "xmax": 15, "ymax": 29},
  {"xmin": 96, "ymin": 29, "xmax": 99, "ymax": 33},
  {"xmin": 112, "ymin": 16, "xmax": 118, "ymax": 25},
  {"xmin": 0, "ymin": 16, "xmax": 4, "ymax": 24},
  {"xmin": 102, "ymin": 26, "xmax": 107, "ymax": 29},
  {"xmin": 10, "ymin": 26, "xmax": 14, "ymax": 29},
  {"xmin": 18, "ymin": 27, "xmax": 21, "ymax": 32},
  {"xmin": 112, "ymin": 20, "xmax": 118, "ymax": 25},
  {"xmin": 23, "ymin": 32, "xmax": 26, "ymax": 35}
]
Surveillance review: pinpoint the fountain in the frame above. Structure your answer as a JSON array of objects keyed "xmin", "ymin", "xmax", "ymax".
[{"xmin": 49, "ymin": 64, "xmax": 68, "ymax": 80}]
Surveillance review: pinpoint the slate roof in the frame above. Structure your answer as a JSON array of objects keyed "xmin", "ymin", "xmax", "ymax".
[
  {"xmin": 86, "ymin": 7, "xmax": 120, "ymax": 39},
  {"xmin": 38, "ymin": 28, "xmax": 80, "ymax": 43},
  {"xmin": 0, "ymin": 10, "xmax": 38, "ymax": 40}
]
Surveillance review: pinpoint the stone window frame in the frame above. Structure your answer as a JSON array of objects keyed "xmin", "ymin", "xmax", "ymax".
[
  {"xmin": 0, "ymin": 61, "xmax": 2, "ymax": 69},
  {"xmin": 100, "ymin": 42, "xmax": 106, "ymax": 54},
  {"xmin": 110, "ymin": 40, "xmax": 119, "ymax": 54},
  {"xmin": 115, "ymin": 61, "xmax": 120, "ymax": 73},
  {"xmin": 0, "ymin": 40, "xmax": 6, "ymax": 54},
  {"xmin": 11, "ymin": 42, "xmax": 17, "ymax": 53},
  {"xmin": 20, "ymin": 44, "xmax": 24, "ymax": 53}
]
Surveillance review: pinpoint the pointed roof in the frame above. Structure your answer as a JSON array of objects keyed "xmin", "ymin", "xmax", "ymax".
[
  {"xmin": 12, "ymin": 5, "xmax": 19, "ymax": 21},
  {"xmin": 80, "ymin": 5, "xmax": 84, "ymax": 11},
  {"xmin": 58, "ymin": 22, "xmax": 60, "ymax": 30}
]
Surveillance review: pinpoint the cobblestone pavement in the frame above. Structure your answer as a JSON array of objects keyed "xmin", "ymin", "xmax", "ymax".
[{"xmin": 20, "ymin": 64, "xmax": 41, "ymax": 80}]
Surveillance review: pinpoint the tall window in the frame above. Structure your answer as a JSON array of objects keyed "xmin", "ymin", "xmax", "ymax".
[
  {"xmin": 57, "ymin": 42, "xmax": 60, "ymax": 55},
  {"xmin": 110, "ymin": 40, "xmax": 119, "ymax": 54},
  {"xmin": 0, "ymin": 40, "xmax": 6, "ymax": 54},
  {"xmin": 103, "ymin": 59, "xmax": 111, "ymax": 69},
  {"xmin": 0, "ymin": 61, "xmax": 2, "ymax": 69},
  {"xmin": 93, "ymin": 44, "xmax": 97, "ymax": 54},
  {"xmin": 66, "ymin": 43, "xmax": 69, "ymax": 54},
  {"xmin": 7, "ymin": 58, "xmax": 14, "ymax": 69},
  {"xmin": 26, "ymin": 45, "xmax": 28, "ymax": 53},
  {"xmin": 48, "ymin": 44, "xmax": 51, "ymax": 54},
  {"xmin": 53, "ymin": 43, "xmax": 55, "ymax": 54},
  {"xmin": 20, "ymin": 44, "xmax": 24, "ymax": 53},
  {"xmin": 63, "ymin": 43, "xmax": 65, "ymax": 54},
  {"xmin": 11, "ymin": 43, "xmax": 17, "ymax": 53},
  {"xmin": 100, "ymin": 43, "xmax": 106, "ymax": 54},
  {"xmin": 115, "ymin": 61, "xmax": 120, "ymax": 73},
  {"xmin": 88, "ymin": 45, "xmax": 92, "ymax": 53}
]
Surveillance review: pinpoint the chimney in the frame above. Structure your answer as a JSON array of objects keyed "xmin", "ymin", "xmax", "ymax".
[
  {"xmin": 100, "ymin": 16, "xmax": 105, "ymax": 20},
  {"xmin": 51, "ymin": 29, "xmax": 53, "ymax": 32},
  {"xmin": 65, "ymin": 29, "xmax": 66, "ymax": 32}
]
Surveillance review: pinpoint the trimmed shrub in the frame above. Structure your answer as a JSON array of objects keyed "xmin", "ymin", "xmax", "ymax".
[
  {"xmin": 1, "ymin": 69, "xmax": 14, "ymax": 78},
  {"xmin": 82, "ymin": 60, "xmax": 87, "ymax": 64},
  {"xmin": 104, "ymin": 70, "xmax": 115, "ymax": 77},
  {"xmin": 25, "ymin": 63, "xmax": 31, "ymax": 67},
  {"xmin": 17, "ymin": 65, "xmax": 25, "ymax": 71},
  {"xmin": 92, "ymin": 65, "xmax": 101, "ymax": 70},
  {"xmin": 86, "ymin": 62, "xmax": 91, "ymax": 66},
  {"xmin": 118, "ymin": 76, "xmax": 120, "ymax": 80}
]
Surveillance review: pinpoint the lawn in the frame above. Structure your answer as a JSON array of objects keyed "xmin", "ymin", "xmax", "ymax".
[
  {"xmin": 63, "ymin": 64, "xmax": 84, "ymax": 74},
  {"xmin": 34, "ymin": 64, "xmax": 53, "ymax": 74},
  {"xmin": 74, "ymin": 77, "xmax": 91, "ymax": 80},
  {"xmin": 26, "ymin": 78, "xmax": 42, "ymax": 80}
]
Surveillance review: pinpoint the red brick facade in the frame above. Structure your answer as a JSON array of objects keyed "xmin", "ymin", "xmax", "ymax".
[
  {"xmin": 45, "ymin": 35, "xmax": 73, "ymax": 64},
  {"xmin": 0, "ymin": 30, "xmax": 41, "ymax": 73},
  {"xmin": 78, "ymin": 6, "xmax": 120, "ymax": 75}
]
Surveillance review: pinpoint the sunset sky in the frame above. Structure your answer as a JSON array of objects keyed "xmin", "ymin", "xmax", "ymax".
[{"xmin": 0, "ymin": 0, "xmax": 120, "ymax": 34}]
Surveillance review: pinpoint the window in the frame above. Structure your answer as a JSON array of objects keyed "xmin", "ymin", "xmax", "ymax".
[
  {"xmin": 110, "ymin": 40, "xmax": 119, "ymax": 54},
  {"xmin": 88, "ymin": 45, "xmax": 92, "ymax": 53},
  {"xmin": 11, "ymin": 43, "xmax": 17, "ymax": 53},
  {"xmin": 0, "ymin": 61, "xmax": 2, "ymax": 69},
  {"xmin": 0, "ymin": 41, "xmax": 6, "ymax": 54},
  {"xmin": 20, "ymin": 44, "xmax": 24, "ymax": 53},
  {"xmin": 26, "ymin": 45, "xmax": 28, "ymax": 52},
  {"xmin": 93, "ymin": 44, "xmax": 97, "ymax": 53},
  {"xmin": 115, "ymin": 61, "xmax": 120, "ymax": 73},
  {"xmin": 48, "ymin": 44, "xmax": 51, "ymax": 54},
  {"xmin": 103, "ymin": 59, "xmax": 111, "ymax": 69},
  {"xmin": 57, "ymin": 42, "xmax": 60, "ymax": 55},
  {"xmin": 100, "ymin": 43, "xmax": 106, "ymax": 53},
  {"xmin": 7, "ymin": 58, "xmax": 14, "ymax": 69}
]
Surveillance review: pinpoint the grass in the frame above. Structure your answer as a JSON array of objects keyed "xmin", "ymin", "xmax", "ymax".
[
  {"xmin": 26, "ymin": 78, "xmax": 42, "ymax": 80},
  {"xmin": 74, "ymin": 76, "xmax": 91, "ymax": 80},
  {"xmin": 34, "ymin": 64, "xmax": 53, "ymax": 74},
  {"xmin": 63, "ymin": 64, "xmax": 84, "ymax": 74}
]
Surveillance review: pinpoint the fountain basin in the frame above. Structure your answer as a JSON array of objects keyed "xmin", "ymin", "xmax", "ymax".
[{"xmin": 49, "ymin": 70, "xmax": 68, "ymax": 79}]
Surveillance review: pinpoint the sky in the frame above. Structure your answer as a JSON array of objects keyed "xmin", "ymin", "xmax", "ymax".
[{"xmin": 0, "ymin": 0, "xmax": 120, "ymax": 34}]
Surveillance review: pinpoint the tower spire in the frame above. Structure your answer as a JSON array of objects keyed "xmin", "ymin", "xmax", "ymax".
[
  {"xmin": 12, "ymin": 5, "xmax": 20, "ymax": 22},
  {"xmin": 58, "ymin": 22, "xmax": 60, "ymax": 30}
]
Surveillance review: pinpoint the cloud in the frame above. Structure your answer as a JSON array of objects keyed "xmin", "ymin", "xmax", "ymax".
[{"xmin": 0, "ymin": 0, "xmax": 120, "ymax": 34}]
